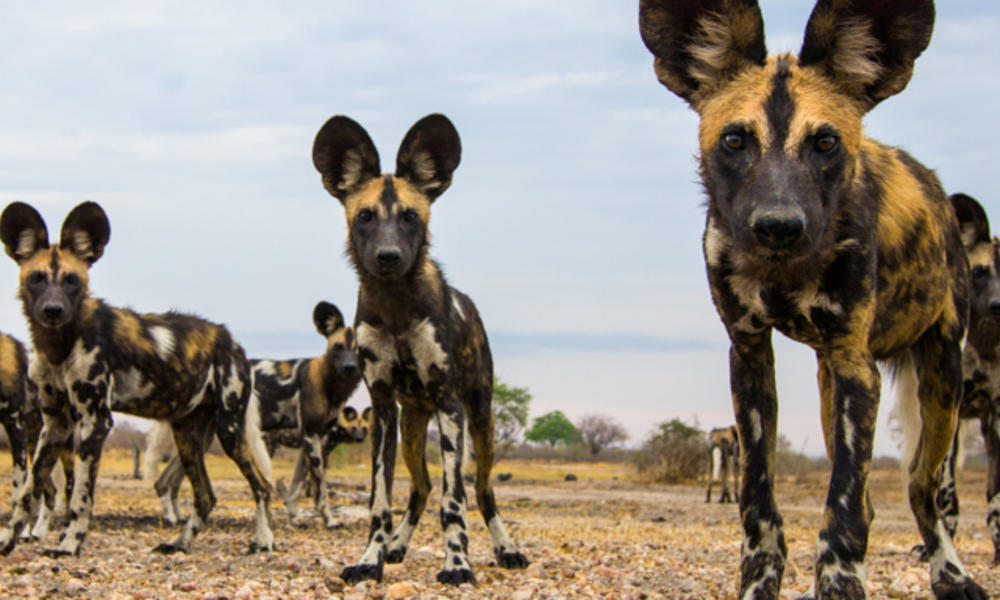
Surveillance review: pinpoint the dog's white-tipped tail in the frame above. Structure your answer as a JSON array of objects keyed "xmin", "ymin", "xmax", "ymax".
[
  {"xmin": 245, "ymin": 389, "xmax": 273, "ymax": 488},
  {"xmin": 143, "ymin": 420, "xmax": 174, "ymax": 482}
]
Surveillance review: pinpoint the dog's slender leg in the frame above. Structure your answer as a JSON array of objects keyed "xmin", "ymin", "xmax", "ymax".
[
  {"xmin": 731, "ymin": 332, "xmax": 786, "ymax": 600},
  {"xmin": 284, "ymin": 448, "xmax": 309, "ymax": 521},
  {"xmin": 155, "ymin": 411, "xmax": 216, "ymax": 554},
  {"xmin": 810, "ymin": 347, "xmax": 880, "ymax": 598},
  {"xmin": 299, "ymin": 432, "xmax": 334, "ymax": 528},
  {"xmin": 466, "ymin": 383, "xmax": 528, "ymax": 569},
  {"xmin": 909, "ymin": 331, "xmax": 987, "ymax": 598},
  {"xmin": 936, "ymin": 429, "xmax": 962, "ymax": 541},
  {"xmin": 982, "ymin": 408, "xmax": 1000, "ymax": 565},
  {"xmin": 385, "ymin": 405, "xmax": 431, "ymax": 563},
  {"xmin": 155, "ymin": 455, "xmax": 186, "ymax": 526},
  {"xmin": 434, "ymin": 398, "xmax": 474, "ymax": 585},
  {"xmin": 48, "ymin": 376, "xmax": 113, "ymax": 557}
]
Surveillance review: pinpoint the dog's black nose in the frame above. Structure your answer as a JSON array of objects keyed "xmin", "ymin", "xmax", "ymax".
[
  {"xmin": 341, "ymin": 362, "xmax": 359, "ymax": 378},
  {"xmin": 42, "ymin": 304, "xmax": 64, "ymax": 322},
  {"xmin": 751, "ymin": 212, "xmax": 805, "ymax": 249},
  {"xmin": 990, "ymin": 300, "xmax": 1000, "ymax": 317},
  {"xmin": 376, "ymin": 247, "xmax": 401, "ymax": 267}
]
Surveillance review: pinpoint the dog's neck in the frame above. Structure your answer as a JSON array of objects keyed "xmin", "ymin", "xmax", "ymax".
[{"xmin": 355, "ymin": 258, "xmax": 444, "ymax": 334}]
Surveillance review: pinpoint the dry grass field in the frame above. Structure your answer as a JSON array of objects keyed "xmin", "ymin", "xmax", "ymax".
[{"xmin": 0, "ymin": 448, "xmax": 999, "ymax": 599}]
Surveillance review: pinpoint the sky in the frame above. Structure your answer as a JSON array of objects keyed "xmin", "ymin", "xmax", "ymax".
[{"xmin": 0, "ymin": 1, "xmax": 996, "ymax": 457}]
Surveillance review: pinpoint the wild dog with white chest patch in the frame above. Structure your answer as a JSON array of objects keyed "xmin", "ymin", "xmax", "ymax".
[
  {"xmin": 640, "ymin": 0, "xmax": 983, "ymax": 598},
  {"xmin": 0, "ymin": 201, "xmax": 274, "ymax": 557},
  {"xmin": 312, "ymin": 114, "xmax": 529, "ymax": 585},
  {"xmin": 149, "ymin": 301, "xmax": 363, "ymax": 528},
  {"xmin": 706, "ymin": 425, "xmax": 739, "ymax": 504},
  {"xmin": 900, "ymin": 193, "xmax": 1000, "ymax": 566}
]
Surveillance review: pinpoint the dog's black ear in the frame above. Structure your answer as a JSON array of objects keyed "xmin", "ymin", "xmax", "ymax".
[
  {"xmin": 312, "ymin": 116, "xmax": 381, "ymax": 203},
  {"xmin": 639, "ymin": 0, "xmax": 766, "ymax": 108},
  {"xmin": 799, "ymin": 0, "xmax": 934, "ymax": 111},
  {"xmin": 0, "ymin": 202, "xmax": 50, "ymax": 264},
  {"xmin": 951, "ymin": 193, "xmax": 990, "ymax": 250},
  {"xmin": 340, "ymin": 406, "xmax": 358, "ymax": 422},
  {"xmin": 313, "ymin": 301, "xmax": 345, "ymax": 337},
  {"xmin": 59, "ymin": 202, "xmax": 110, "ymax": 265},
  {"xmin": 395, "ymin": 114, "xmax": 461, "ymax": 201}
]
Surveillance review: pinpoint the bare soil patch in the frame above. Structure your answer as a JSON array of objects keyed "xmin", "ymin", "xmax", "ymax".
[{"xmin": 0, "ymin": 451, "xmax": 998, "ymax": 598}]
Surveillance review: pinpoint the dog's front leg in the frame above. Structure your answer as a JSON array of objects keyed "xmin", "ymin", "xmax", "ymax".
[
  {"xmin": 340, "ymin": 385, "xmax": 397, "ymax": 584},
  {"xmin": 435, "ymin": 396, "xmax": 475, "ymax": 585},
  {"xmin": 47, "ymin": 375, "xmax": 112, "ymax": 557},
  {"xmin": 730, "ymin": 332, "xmax": 786, "ymax": 600},
  {"xmin": 811, "ymin": 347, "xmax": 879, "ymax": 599}
]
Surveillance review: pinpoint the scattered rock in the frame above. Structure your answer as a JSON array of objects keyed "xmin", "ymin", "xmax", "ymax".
[
  {"xmin": 564, "ymin": 474, "xmax": 577, "ymax": 482},
  {"xmin": 387, "ymin": 580, "xmax": 418, "ymax": 599}
]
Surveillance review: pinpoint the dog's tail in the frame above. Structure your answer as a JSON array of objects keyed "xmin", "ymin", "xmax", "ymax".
[
  {"xmin": 244, "ymin": 386, "xmax": 273, "ymax": 488},
  {"xmin": 143, "ymin": 420, "xmax": 174, "ymax": 482}
]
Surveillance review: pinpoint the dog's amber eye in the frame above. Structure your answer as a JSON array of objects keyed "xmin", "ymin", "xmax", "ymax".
[
  {"xmin": 402, "ymin": 209, "xmax": 419, "ymax": 223},
  {"xmin": 721, "ymin": 132, "xmax": 745, "ymax": 151},
  {"xmin": 815, "ymin": 135, "xmax": 839, "ymax": 154},
  {"xmin": 63, "ymin": 273, "xmax": 81, "ymax": 286},
  {"xmin": 27, "ymin": 271, "xmax": 46, "ymax": 286},
  {"xmin": 357, "ymin": 208, "xmax": 374, "ymax": 223},
  {"xmin": 972, "ymin": 265, "xmax": 990, "ymax": 280}
]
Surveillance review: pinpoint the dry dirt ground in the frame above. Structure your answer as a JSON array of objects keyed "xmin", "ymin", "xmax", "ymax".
[{"xmin": 0, "ymin": 450, "xmax": 999, "ymax": 599}]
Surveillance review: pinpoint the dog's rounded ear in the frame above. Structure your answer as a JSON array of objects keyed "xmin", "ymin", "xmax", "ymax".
[
  {"xmin": 799, "ymin": 0, "xmax": 934, "ymax": 111},
  {"xmin": 313, "ymin": 301, "xmax": 345, "ymax": 337},
  {"xmin": 395, "ymin": 114, "xmax": 461, "ymax": 201},
  {"xmin": 639, "ymin": 0, "xmax": 766, "ymax": 108},
  {"xmin": 0, "ymin": 202, "xmax": 50, "ymax": 264},
  {"xmin": 312, "ymin": 116, "xmax": 381, "ymax": 203},
  {"xmin": 59, "ymin": 202, "xmax": 110, "ymax": 265},
  {"xmin": 341, "ymin": 406, "xmax": 358, "ymax": 422},
  {"xmin": 951, "ymin": 193, "xmax": 990, "ymax": 250}
]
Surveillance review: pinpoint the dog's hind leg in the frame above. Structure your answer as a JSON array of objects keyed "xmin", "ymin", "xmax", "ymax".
[
  {"xmin": 908, "ymin": 326, "xmax": 987, "ymax": 598},
  {"xmin": 466, "ymin": 385, "xmax": 528, "ymax": 569},
  {"xmin": 385, "ymin": 405, "xmax": 431, "ymax": 563},
  {"xmin": 154, "ymin": 408, "xmax": 216, "ymax": 554},
  {"xmin": 982, "ymin": 408, "xmax": 1000, "ymax": 564}
]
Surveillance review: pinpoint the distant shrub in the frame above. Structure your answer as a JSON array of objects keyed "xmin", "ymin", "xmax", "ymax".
[{"xmin": 633, "ymin": 418, "xmax": 708, "ymax": 484}]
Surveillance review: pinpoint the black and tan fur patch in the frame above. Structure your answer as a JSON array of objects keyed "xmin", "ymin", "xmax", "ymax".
[
  {"xmin": 641, "ymin": 0, "xmax": 984, "ymax": 598},
  {"xmin": 312, "ymin": 114, "xmax": 528, "ymax": 585}
]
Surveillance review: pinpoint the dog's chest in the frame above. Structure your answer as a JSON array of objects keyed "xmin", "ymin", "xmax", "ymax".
[
  {"xmin": 726, "ymin": 273, "xmax": 841, "ymax": 346},
  {"xmin": 357, "ymin": 318, "xmax": 450, "ymax": 396}
]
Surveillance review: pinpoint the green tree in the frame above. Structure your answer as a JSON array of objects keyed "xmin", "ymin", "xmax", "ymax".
[
  {"xmin": 493, "ymin": 377, "xmax": 531, "ymax": 459},
  {"xmin": 524, "ymin": 410, "xmax": 578, "ymax": 447}
]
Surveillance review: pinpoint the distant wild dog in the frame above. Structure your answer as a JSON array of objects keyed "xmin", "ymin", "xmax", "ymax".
[
  {"xmin": 312, "ymin": 113, "xmax": 529, "ymax": 584},
  {"xmin": 0, "ymin": 201, "xmax": 274, "ymax": 557},
  {"xmin": 149, "ymin": 301, "xmax": 363, "ymax": 528},
  {"xmin": 640, "ymin": 0, "xmax": 984, "ymax": 598},
  {"xmin": 898, "ymin": 193, "xmax": 1000, "ymax": 565},
  {"xmin": 706, "ymin": 425, "xmax": 739, "ymax": 504}
]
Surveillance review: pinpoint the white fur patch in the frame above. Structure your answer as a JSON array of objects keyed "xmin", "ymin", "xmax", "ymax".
[
  {"xmin": 451, "ymin": 296, "xmax": 465, "ymax": 321},
  {"xmin": 16, "ymin": 229, "xmax": 39, "ymax": 259},
  {"xmin": 409, "ymin": 319, "xmax": 449, "ymax": 383},
  {"xmin": 711, "ymin": 446, "xmax": 723, "ymax": 481},
  {"xmin": 148, "ymin": 326, "xmax": 175, "ymax": 360},
  {"xmin": 357, "ymin": 322, "xmax": 397, "ymax": 384},
  {"xmin": 703, "ymin": 222, "xmax": 727, "ymax": 268}
]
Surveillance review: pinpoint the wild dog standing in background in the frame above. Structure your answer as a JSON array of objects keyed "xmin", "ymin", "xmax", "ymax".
[
  {"xmin": 0, "ymin": 201, "xmax": 274, "ymax": 557},
  {"xmin": 640, "ymin": 0, "xmax": 984, "ymax": 598},
  {"xmin": 269, "ymin": 405, "xmax": 373, "ymax": 520},
  {"xmin": 312, "ymin": 114, "xmax": 529, "ymax": 584},
  {"xmin": 706, "ymin": 425, "xmax": 739, "ymax": 504},
  {"xmin": 900, "ymin": 193, "xmax": 1000, "ymax": 565},
  {"xmin": 150, "ymin": 301, "xmax": 362, "ymax": 528},
  {"xmin": 0, "ymin": 333, "xmax": 32, "ymax": 509}
]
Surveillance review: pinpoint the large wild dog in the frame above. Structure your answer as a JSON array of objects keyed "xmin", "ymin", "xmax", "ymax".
[
  {"xmin": 899, "ymin": 193, "xmax": 1000, "ymax": 566},
  {"xmin": 312, "ymin": 114, "xmax": 529, "ymax": 584},
  {"xmin": 706, "ymin": 425, "xmax": 739, "ymax": 504},
  {"xmin": 0, "ymin": 201, "xmax": 274, "ymax": 557},
  {"xmin": 148, "ymin": 300, "xmax": 362, "ymax": 528},
  {"xmin": 640, "ymin": 1, "xmax": 984, "ymax": 598}
]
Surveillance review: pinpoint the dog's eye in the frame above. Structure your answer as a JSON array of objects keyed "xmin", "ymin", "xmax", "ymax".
[
  {"xmin": 721, "ymin": 132, "xmax": 745, "ymax": 151},
  {"xmin": 972, "ymin": 265, "xmax": 990, "ymax": 280},
  {"xmin": 403, "ymin": 209, "xmax": 419, "ymax": 223},
  {"xmin": 28, "ymin": 271, "xmax": 46, "ymax": 286},
  {"xmin": 815, "ymin": 135, "xmax": 839, "ymax": 154},
  {"xmin": 63, "ymin": 273, "xmax": 81, "ymax": 286},
  {"xmin": 357, "ymin": 208, "xmax": 374, "ymax": 223}
]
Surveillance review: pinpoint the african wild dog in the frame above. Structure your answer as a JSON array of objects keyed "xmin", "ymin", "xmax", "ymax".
[
  {"xmin": 0, "ymin": 201, "xmax": 274, "ymax": 557},
  {"xmin": 312, "ymin": 113, "xmax": 529, "ymax": 584},
  {"xmin": 706, "ymin": 425, "xmax": 739, "ymax": 504},
  {"xmin": 898, "ymin": 193, "xmax": 1000, "ymax": 566},
  {"xmin": 269, "ymin": 405, "xmax": 373, "ymax": 520},
  {"xmin": 149, "ymin": 301, "xmax": 363, "ymax": 528},
  {"xmin": 640, "ymin": 1, "xmax": 984, "ymax": 598}
]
